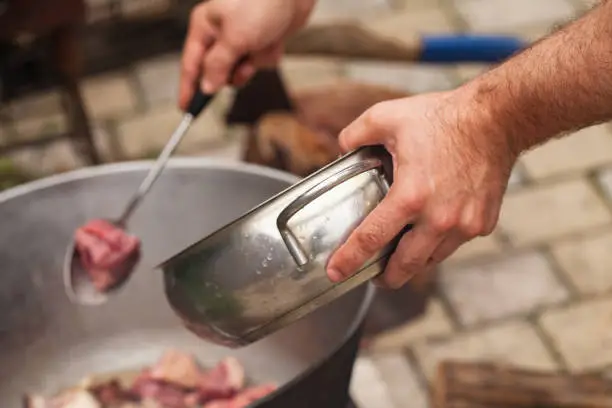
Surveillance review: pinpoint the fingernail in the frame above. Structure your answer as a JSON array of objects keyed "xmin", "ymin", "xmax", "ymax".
[{"xmin": 327, "ymin": 268, "xmax": 343, "ymax": 282}]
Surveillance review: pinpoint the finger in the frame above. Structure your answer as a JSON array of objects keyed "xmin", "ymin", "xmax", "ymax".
[
  {"xmin": 428, "ymin": 230, "xmax": 467, "ymax": 265},
  {"xmin": 252, "ymin": 43, "xmax": 284, "ymax": 68},
  {"xmin": 378, "ymin": 222, "xmax": 445, "ymax": 289},
  {"xmin": 201, "ymin": 41, "xmax": 243, "ymax": 93},
  {"xmin": 326, "ymin": 185, "xmax": 415, "ymax": 283},
  {"xmin": 338, "ymin": 106, "xmax": 389, "ymax": 153},
  {"xmin": 231, "ymin": 60, "xmax": 256, "ymax": 87},
  {"xmin": 179, "ymin": 7, "xmax": 218, "ymax": 110}
]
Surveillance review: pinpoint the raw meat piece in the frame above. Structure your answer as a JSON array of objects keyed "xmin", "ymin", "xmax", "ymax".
[
  {"xmin": 149, "ymin": 349, "xmax": 203, "ymax": 389},
  {"xmin": 27, "ymin": 351, "xmax": 271, "ymax": 408},
  {"xmin": 197, "ymin": 357, "xmax": 245, "ymax": 401},
  {"xmin": 130, "ymin": 371, "xmax": 191, "ymax": 408},
  {"xmin": 74, "ymin": 219, "xmax": 141, "ymax": 291},
  {"xmin": 24, "ymin": 389, "xmax": 101, "ymax": 408},
  {"xmin": 202, "ymin": 384, "xmax": 277, "ymax": 408},
  {"xmin": 90, "ymin": 380, "xmax": 135, "ymax": 406}
]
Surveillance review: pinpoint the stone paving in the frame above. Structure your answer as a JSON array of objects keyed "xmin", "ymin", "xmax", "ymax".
[{"xmin": 2, "ymin": 0, "xmax": 612, "ymax": 407}]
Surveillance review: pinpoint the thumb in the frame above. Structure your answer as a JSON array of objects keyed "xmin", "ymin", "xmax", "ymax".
[{"xmin": 338, "ymin": 104, "xmax": 388, "ymax": 153}]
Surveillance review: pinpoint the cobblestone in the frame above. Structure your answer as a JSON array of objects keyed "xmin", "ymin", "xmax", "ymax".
[
  {"xmin": 116, "ymin": 103, "xmax": 226, "ymax": 160},
  {"xmin": 345, "ymin": 62, "xmax": 458, "ymax": 94},
  {"xmin": 539, "ymin": 297, "xmax": 612, "ymax": 371},
  {"xmin": 454, "ymin": 0, "xmax": 577, "ymax": 34},
  {"xmin": 351, "ymin": 353, "xmax": 427, "ymax": 408},
  {"xmin": 521, "ymin": 124, "xmax": 612, "ymax": 180},
  {"xmin": 413, "ymin": 320, "xmax": 559, "ymax": 381},
  {"xmin": 82, "ymin": 73, "xmax": 139, "ymax": 120},
  {"xmin": 551, "ymin": 230, "xmax": 612, "ymax": 295},
  {"xmin": 440, "ymin": 251, "xmax": 568, "ymax": 326},
  {"xmin": 368, "ymin": 298, "xmax": 455, "ymax": 352},
  {"xmin": 133, "ymin": 53, "xmax": 182, "ymax": 107},
  {"xmin": 497, "ymin": 179, "xmax": 612, "ymax": 247}
]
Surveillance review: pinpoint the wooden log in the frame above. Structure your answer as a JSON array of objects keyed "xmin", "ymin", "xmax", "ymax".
[
  {"xmin": 434, "ymin": 361, "xmax": 612, "ymax": 408},
  {"xmin": 285, "ymin": 22, "xmax": 421, "ymax": 62}
]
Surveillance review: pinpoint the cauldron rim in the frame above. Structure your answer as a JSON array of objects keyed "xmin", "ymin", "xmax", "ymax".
[{"xmin": 0, "ymin": 158, "xmax": 303, "ymax": 203}]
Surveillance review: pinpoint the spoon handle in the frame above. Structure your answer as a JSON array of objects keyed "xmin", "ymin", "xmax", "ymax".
[{"xmin": 117, "ymin": 88, "xmax": 214, "ymax": 225}]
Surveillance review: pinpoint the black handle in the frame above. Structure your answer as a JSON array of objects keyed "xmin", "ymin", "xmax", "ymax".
[
  {"xmin": 186, "ymin": 88, "xmax": 215, "ymax": 117},
  {"xmin": 186, "ymin": 55, "xmax": 250, "ymax": 118}
]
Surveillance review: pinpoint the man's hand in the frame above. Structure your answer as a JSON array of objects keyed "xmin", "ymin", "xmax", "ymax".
[
  {"xmin": 326, "ymin": 90, "xmax": 517, "ymax": 288},
  {"xmin": 179, "ymin": 0, "xmax": 315, "ymax": 110}
]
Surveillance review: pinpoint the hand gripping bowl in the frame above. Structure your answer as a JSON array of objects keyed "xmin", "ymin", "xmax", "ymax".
[
  {"xmin": 161, "ymin": 145, "xmax": 400, "ymax": 347},
  {"xmin": 0, "ymin": 158, "xmax": 374, "ymax": 408}
]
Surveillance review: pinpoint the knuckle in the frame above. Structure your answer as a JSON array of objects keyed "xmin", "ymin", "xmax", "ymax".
[
  {"xmin": 354, "ymin": 225, "xmax": 384, "ymax": 254},
  {"xmin": 397, "ymin": 189, "xmax": 426, "ymax": 216},
  {"xmin": 460, "ymin": 219, "xmax": 484, "ymax": 239},
  {"xmin": 429, "ymin": 208, "xmax": 459, "ymax": 233}
]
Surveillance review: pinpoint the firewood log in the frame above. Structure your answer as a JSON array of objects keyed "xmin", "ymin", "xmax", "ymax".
[
  {"xmin": 246, "ymin": 81, "xmax": 409, "ymax": 178},
  {"xmin": 434, "ymin": 361, "xmax": 612, "ymax": 408},
  {"xmin": 285, "ymin": 22, "xmax": 421, "ymax": 62}
]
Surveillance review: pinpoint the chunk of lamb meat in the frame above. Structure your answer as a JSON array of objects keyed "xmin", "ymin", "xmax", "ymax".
[
  {"xmin": 131, "ymin": 353, "xmax": 246, "ymax": 408},
  {"xmin": 149, "ymin": 349, "xmax": 203, "ymax": 389},
  {"xmin": 24, "ymin": 389, "xmax": 101, "ymax": 408},
  {"xmin": 202, "ymin": 384, "xmax": 277, "ymax": 408},
  {"xmin": 196, "ymin": 357, "xmax": 245, "ymax": 401},
  {"xmin": 74, "ymin": 219, "xmax": 141, "ymax": 291}
]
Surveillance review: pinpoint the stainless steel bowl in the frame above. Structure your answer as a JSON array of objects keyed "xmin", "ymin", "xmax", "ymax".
[{"xmin": 161, "ymin": 146, "xmax": 397, "ymax": 347}]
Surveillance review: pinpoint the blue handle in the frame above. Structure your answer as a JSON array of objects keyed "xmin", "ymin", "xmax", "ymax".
[{"xmin": 419, "ymin": 34, "xmax": 527, "ymax": 63}]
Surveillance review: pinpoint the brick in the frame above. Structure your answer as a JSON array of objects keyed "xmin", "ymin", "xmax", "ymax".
[
  {"xmin": 3, "ymin": 91, "xmax": 67, "ymax": 142},
  {"xmin": 134, "ymin": 53, "xmax": 181, "ymax": 107},
  {"xmin": 12, "ymin": 113, "xmax": 68, "ymax": 141},
  {"xmin": 350, "ymin": 356, "xmax": 397, "ymax": 408},
  {"xmin": 120, "ymin": 0, "xmax": 171, "ymax": 18},
  {"xmin": 350, "ymin": 353, "xmax": 426, "ymax": 408},
  {"xmin": 413, "ymin": 320, "xmax": 559, "ymax": 381},
  {"xmin": 363, "ymin": 8, "xmax": 459, "ymax": 44},
  {"xmin": 9, "ymin": 140, "xmax": 85, "ymax": 176},
  {"xmin": 447, "ymin": 234, "xmax": 504, "ymax": 263},
  {"xmin": 521, "ymin": 124, "xmax": 612, "ymax": 180},
  {"xmin": 8, "ymin": 90, "xmax": 63, "ymax": 118},
  {"xmin": 345, "ymin": 62, "xmax": 457, "ymax": 94},
  {"xmin": 92, "ymin": 123, "xmax": 121, "ymax": 163},
  {"xmin": 454, "ymin": 0, "xmax": 576, "ymax": 34},
  {"xmin": 497, "ymin": 179, "xmax": 612, "ymax": 246},
  {"xmin": 455, "ymin": 64, "xmax": 489, "ymax": 84},
  {"xmin": 576, "ymin": 0, "xmax": 599, "ymax": 9},
  {"xmin": 116, "ymin": 103, "xmax": 226, "ymax": 160},
  {"xmin": 539, "ymin": 297, "xmax": 612, "ymax": 371},
  {"xmin": 368, "ymin": 298, "xmax": 454, "ymax": 351},
  {"xmin": 387, "ymin": 0, "xmax": 445, "ymax": 11},
  {"xmin": 372, "ymin": 353, "xmax": 428, "ymax": 408},
  {"xmin": 440, "ymin": 251, "xmax": 568, "ymax": 326},
  {"xmin": 508, "ymin": 166, "xmax": 525, "ymax": 188},
  {"xmin": 82, "ymin": 73, "xmax": 138, "ymax": 119},
  {"xmin": 599, "ymin": 166, "xmax": 612, "ymax": 198},
  {"xmin": 309, "ymin": 0, "xmax": 392, "ymax": 23},
  {"xmin": 280, "ymin": 57, "xmax": 344, "ymax": 89},
  {"xmin": 551, "ymin": 230, "xmax": 612, "ymax": 295}
]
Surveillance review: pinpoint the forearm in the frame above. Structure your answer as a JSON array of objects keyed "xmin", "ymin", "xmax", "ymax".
[{"xmin": 462, "ymin": 0, "xmax": 612, "ymax": 156}]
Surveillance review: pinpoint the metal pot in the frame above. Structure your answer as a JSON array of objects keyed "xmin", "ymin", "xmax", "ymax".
[
  {"xmin": 161, "ymin": 145, "xmax": 397, "ymax": 347},
  {"xmin": 0, "ymin": 159, "xmax": 373, "ymax": 407}
]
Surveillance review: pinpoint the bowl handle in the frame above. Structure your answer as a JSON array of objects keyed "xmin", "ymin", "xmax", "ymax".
[{"xmin": 277, "ymin": 157, "xmax": 387, "ymax": 267}]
